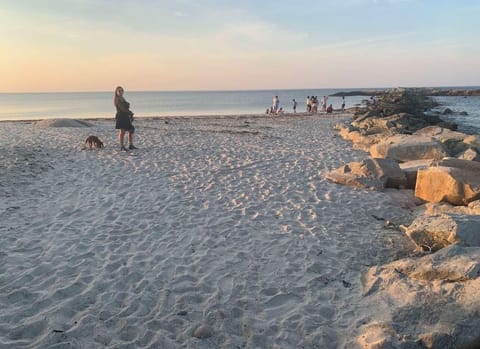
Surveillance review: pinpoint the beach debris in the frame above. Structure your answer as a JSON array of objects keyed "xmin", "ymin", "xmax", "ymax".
[
  {"xmin": 193, "ymin": 324, "xmax": 214, "ymax": 339},
  {"xmin": 371, "ymin": 214, "xmax": 385, "ymax": 221}
]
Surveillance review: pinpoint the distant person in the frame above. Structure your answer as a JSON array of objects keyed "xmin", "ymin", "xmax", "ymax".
[
  {"xmin": 306, "ymin": 96, "xmax": 311, "ymax": 112},
  {"xmin": 341, "ymin": 96, "xmax": 346, "ymax": 111},
  {"xmin": 327, "ymin": 104, "xmax": 333, "ymax": 113},
  {"xmin": 114, "ymin": 86, "xmax": 137, "ymax": 151},
  {"xmin": 277, "ymin": 107, "xmax": 284, "ymax": 114},
  {"xmin": 312, "ymin": 96, "xmax": 318, "ymax": 113},
  {"xmin": 292, "ymin": 98, "xmax": 297, "ymax": 113},
  {"xmin": 273, "ymin": 96, "xmax": 280, "ymax": 113},
  {"xmin": 370, "ymin": 96, "xmax": 377, "ymax": 110},
  {"xmin": 321, "ymin": 96, "xmax": 328, "ymax": 112},
  {"xmin": 265, "ymin": 108, "xmax": 270, "ymax": 114}
]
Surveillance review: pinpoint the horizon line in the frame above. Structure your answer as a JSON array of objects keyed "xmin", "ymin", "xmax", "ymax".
[{"xmin": 0, "ymin": 85, "xmax": 479, "ymax": 94}]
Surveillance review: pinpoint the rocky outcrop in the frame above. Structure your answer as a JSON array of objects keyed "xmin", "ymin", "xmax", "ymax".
[
  {"xmin": 414, "ymin": 126, "xmax": 469, "ymax": 156},
  {"xmin": 335, "ymin": 123, "xmax": 388, "ymax": 152},
  {"xmin": 464, "ymin": 135, "xmax": 480, "ymax": 151},
  {"xmin": 458, "ymin": 148, "xmax": 480, "ymax": 161},
  {"xmin": 415, "ymin": 166, "xmax": 480, "ymax": 205},
  {"xmin": 403, "ymin": 214, "xmax": 480, "ymax": 252},
  {"xmin": 399, "ymin": 159, "xmax": 436, "ymax": 189},
  {"xmin": 376, "ymin": 88, "xmax": 437, "ymax": 117},
  {"xmin": 331, "ymin": 87, "xmax": 480, "ymax": 349},
  {"xmin": 357, "ymin": 244, "xmax": 480, "ymax": 349},
  {"xmin": 427, "ymin": 88, "xmax": 480, "ymax": 96},
  {"xmin": 422, "ymin": 200, "xmax": 480, "ymax": 216},
  {"xmin": 333, "ymin": 88, "xmax": 480, "ymax": 97},
  {"xmin": 370, "ymin": 134, "xmax": 447, "ymax": 162},
  {"xmin": 326, "ymin": 158, "xmax": 406, "ymax": 190}
]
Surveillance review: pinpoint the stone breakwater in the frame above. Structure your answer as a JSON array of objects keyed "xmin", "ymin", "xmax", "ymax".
[
  {"xmin": 329, "ymin": 88, "xmax": 480, "ymax": 348},
  {"xmin": 331, "ymin": 87, "xmax": 480, "ymax": 97}
]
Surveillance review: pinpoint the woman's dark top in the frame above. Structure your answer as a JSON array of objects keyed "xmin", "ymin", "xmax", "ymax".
[{"xmin": 114, "ymin": 96, "xmax": 134, "ymax": 131}]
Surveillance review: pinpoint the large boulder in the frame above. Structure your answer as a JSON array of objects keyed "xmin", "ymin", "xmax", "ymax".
[
  {"xmin": 439, "ymin": 157, "xmax": 480, "ymax": 172},
  {"xmin": 335, "ymin": 123, "xmax": 385, "ymax": 152},
  {"xmin": 399, "ymin": 159, "xmax": 436, "ymax": 189},
  {"xmin": 457, "ymin": 148, "xmax": 480, "ymax": 162},
  {"xmin": 421, "ymin": 200, "xmax": 480, "ymax": 216},
  {"xmin": 377, "ymin": 88, "xmax": 436, "ymax": 117},
  {"xmin": 414, "ymin": 126, "xmax": 469, "ymax": 155},
  {"xmin": 326, "ymin": 158, "xmax": 407, "ymax": 190},
  {"xmin": 415, "ymin": 166, "xmax": 480, "ymax": 205},
  {"xmin": 351, "ymin": 115, "xmax": 395, "ymax": 132},
  {"xmin": 370, "ymin": 134, "xmax": 447, "ymax": 162},
  {"xmin": 403, "ymin": 214, "xmax": 480, "ymax": 252},
  {"xmin": 414, "ymin": 126, "xmax": 467, "ymax": 142},
  {"xmin": 357, "ymin": 244, "xmax": 480, "ymax": 349},
  {"xmin": 464, "ymin": 135, "xmax": 480, "ymax": 151}
]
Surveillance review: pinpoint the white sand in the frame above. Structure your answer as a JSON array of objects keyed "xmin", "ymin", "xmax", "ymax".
[{"xmin": 0, "ymin": 114, "xmax": 418, "ymax": 348}]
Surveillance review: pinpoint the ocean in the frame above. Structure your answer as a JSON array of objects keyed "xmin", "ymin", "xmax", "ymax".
[
  {"xmin": 430, "ymin": 95, "xmax": 480, "ymax": 134},
  {"xmin": 0, "ymin": 89, "xmax": 479, "ymax": 133},
  {"xmin": 0, "ymin": 89, "xmax": 371, "ymax": 121}
]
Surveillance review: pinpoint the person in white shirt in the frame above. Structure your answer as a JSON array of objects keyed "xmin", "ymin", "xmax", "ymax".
[{"xmin": 272, "ymin": 96, "xmax": 280, "ymax": 113}]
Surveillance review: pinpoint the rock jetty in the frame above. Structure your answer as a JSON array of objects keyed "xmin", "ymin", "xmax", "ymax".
[
  {"xmin": 331, "ymin": 87, "xmax": 480, "ymax": 97},
  {"xmin": 329, "ymin": 87, "xmax": 480, "ymax": 348}
]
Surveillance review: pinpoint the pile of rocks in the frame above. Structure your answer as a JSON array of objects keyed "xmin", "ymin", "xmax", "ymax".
[
  {"xmin": 376, "ymin": 87, "xmax": 437, "ymax": 117},
  {"xmin": 328, "ymin": 88, "xmax": 480, "ymax": 348}
]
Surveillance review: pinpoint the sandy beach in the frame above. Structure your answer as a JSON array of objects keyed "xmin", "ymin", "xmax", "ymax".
[{"xmin": 0, "ymin": 113, "xmax": 436, "ymax": 348}]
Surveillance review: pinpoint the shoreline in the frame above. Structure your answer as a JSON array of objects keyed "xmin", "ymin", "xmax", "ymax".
[{"xmin": 0, "ymin": 110, "xmax": 355, "ymax": 124}]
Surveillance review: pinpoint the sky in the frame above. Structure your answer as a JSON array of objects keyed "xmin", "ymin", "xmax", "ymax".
[{"xmin": 0, "ymin": 0, "xmax": 479, "ymax": 92}]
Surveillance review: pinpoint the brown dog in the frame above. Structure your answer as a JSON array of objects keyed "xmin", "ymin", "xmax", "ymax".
[{"xmin": 85, "ymin": 135, "xmax": 104, "ymax": 149}]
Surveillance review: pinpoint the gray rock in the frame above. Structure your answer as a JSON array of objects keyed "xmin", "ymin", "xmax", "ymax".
[
  {"xmin": 360, "ymin": 244, "xmax": 480, "ymax": 349},
  {"xmin": 457, "ymin": 148, "xmax": 480, "ymax": 162},
  {"xmin": 415, "ymin": 166, "xmax": 480, "ymax": 205},
  {"xmin": 193, "ymin": 324, "xmax": 214, "ymax": 339},
  {"xmin": 399, "ymin": 159, "xmax": 436, "ymax": 189},
  {"xmin": 326, "ymin": 157, "xmax": 407, "ymax": 190},
  {"xmin": 404, "ymin": 214, "xmax": 480, "ymax": 252},
  {"xmin": 370, "ymin": 134, "xmax": 447, "ymax": 162}
]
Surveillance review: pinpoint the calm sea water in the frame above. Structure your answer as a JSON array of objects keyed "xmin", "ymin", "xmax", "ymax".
[
  {"xmin": 0, "ymin": 89, "xmax": 369, "ymax": 121},
  {"xmin": 430, "ymin": 95, "xmax": 480, "ymax": 134},
  {"xmin": 0, "ymin": 89, "xmax": 479, "ymax": 133}
]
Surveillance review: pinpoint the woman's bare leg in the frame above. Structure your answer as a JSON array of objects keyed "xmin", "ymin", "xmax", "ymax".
[
  {"xmin": 128, "ymin": 131, "xmax": 133, "ymax": 146},
  {"xmin": 119, "ymin": 129, "xmax": 126, "ymax": 150}
]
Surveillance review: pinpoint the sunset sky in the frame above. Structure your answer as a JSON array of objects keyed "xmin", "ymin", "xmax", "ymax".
[{"xmin": 0, "ymin": 0, "xmax": 479, "ymax": 92}]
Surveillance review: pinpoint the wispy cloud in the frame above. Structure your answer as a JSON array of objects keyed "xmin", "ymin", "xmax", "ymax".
[
  {"xmin": 219, "ymin": 20, "xmax": 308, "ymax": 46},
  {"xmin": 174, "ymin": 11, "xmax": 187, "ymax": 17}
]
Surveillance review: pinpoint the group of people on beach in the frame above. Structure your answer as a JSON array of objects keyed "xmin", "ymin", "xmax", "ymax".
[
  {"xmin": 113, "ymin": 87, "xmax": 350, "ymax": 151},
  {"xmin": 267, "ymin": 95, "xmax": 346, "ymax": 115}
]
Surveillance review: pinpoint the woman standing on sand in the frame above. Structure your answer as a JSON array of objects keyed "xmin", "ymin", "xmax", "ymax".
[{"xmin": 114, "ymin": 86, "xmax": 137, "ymax": 151}]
